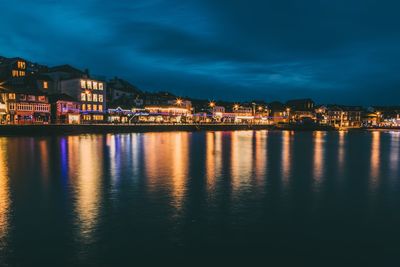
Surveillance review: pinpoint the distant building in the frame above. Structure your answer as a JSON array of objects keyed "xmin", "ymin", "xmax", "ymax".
[
  {"xmin": 44, "ymin": 65, "xmax": 88, "ymax": 94},
  {"xmin": 60, "ymin": 78, "xmax": 106, "ymax": 123},
  {"xmin": 107, "ymin": 77, "xmax": 143, "ymax": 108},
  {"xmin": 286, "ymin": 98, "xmax": 315, "ymax": 111},
  {"xmin": 49, "ymin": 94, "xmax": 81, "ymax": 124},
  {"xmin": 327, "ymin": 105, "xmax": 363, "ymax": 128}
]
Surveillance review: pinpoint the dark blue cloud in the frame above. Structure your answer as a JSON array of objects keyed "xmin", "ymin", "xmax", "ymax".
[{"xmin": 1, "ymin": 0, "xmax": 400, "ymax": 104}]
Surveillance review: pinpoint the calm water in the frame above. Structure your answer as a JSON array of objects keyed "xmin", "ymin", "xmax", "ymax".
[{"xmin": 0, "ymin": 130, "xmax": 399, "ymax": 266}]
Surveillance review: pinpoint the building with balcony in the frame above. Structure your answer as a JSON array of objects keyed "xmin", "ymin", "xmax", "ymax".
[{"xmin": 3, "ymin": 90, "xmax": 51, "ymax": 124}]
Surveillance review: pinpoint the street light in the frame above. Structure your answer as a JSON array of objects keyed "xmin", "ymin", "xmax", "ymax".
[
  {"xmin": 209, "ymin": 101, "xmax": 216, "ymax": 108},
  {"xmin": 176, "ymin": 98, "xmax": 182, "ymax": 106},
  {"xmin": 234, "ymin": 104, "xmax": 239, "ymax": 110},
  {"xmin": 258, "ymin": 106, "xmax": 263, "ymax": 112}
]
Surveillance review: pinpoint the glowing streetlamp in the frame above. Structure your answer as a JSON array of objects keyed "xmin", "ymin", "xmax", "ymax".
[
  {"xmin": 234, "ymin": 104, "xmax": 239, "ymax": 110},
  {"xmin": 209, "ymin": 101, "xmax": 216, "ymax": 108},
  {"xmin": 176, "ymin": 98, "xmax": 183, "ymax": 106},
  {"xmin": 258, "ymin": 106, "xmax": 263, "ymax": 112}
]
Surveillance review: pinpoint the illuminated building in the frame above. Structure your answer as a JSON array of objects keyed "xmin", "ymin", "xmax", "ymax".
[
  {"xmin": 326, "ymin": 105, "xmax": 363, "ymax": 128},
  {"xmin": 49, "ymin": 94, "xmax": 81, "ymax": 124},
  {"xmin": 5, "ymin": 90, "xmax": 50, "ymax": 124},
  {"xmin": 60, "ymin": 78, "xmax": 106, "ymax": 123}
]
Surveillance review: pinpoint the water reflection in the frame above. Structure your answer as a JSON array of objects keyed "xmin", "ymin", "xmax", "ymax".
[
  {"xmin": 206, "ymin": 132, "xmax": 222, "ymax": 191},
  {"xmin": 338, "ymin": 131, "xmax": 346, "ymax": 172},
  {"xmin": 230, "ymin": 131, "xmax": 253, "ymax": 192},
  {"xmin": 281, "ymin": 131, "xmax": 292, "ymax": 185},
  {"xmin": 254, "ymin": 131, "xmax": 267, "ymax": 184},
  {"xmin": 370, "ymin": 131, "xmax": 381, "ymax": 188},
  {"xmin": 313, "ymin": 131, "xmax": 326, "ymax": 184},
  {"xmin": 143, "ymin": 132, "xmax": 189, "ymax": 211},
  {"xmin": 70, "ymin": 136, "xmax": 103, "ymax": 244},
  {"xmin": 389, "ymin": 132, "xmax": 399, "ymax": 176},
  {"xmin": 0, "ymin": 138, "xmax": 10, "ymax": 247}
]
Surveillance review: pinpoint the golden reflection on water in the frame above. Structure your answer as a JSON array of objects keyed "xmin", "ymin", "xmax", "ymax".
[
  {"xmin": 206, "ymin": 132, "xmax": 222, "ymax": 190},
  {"xmin": 281, "ymin": 131, "xmax": 292, "ymax": 184},
  {"xmin": 230, "ymin": 131, "xmax": 253, "ymax": 191},
  {"xmin": 338, "ymin": 131, "xmax": 346, "ymax": 171},
  {"xmin": 39, "ymin": 140, "xmax": 49, "ymax": 184},
  {"xmin": 70, "ymin": 136, "xmax": 102, "ymax": 243},
  {"xmin": 313, "ymin": 131, "xmax": 326, "ymax": 183},
  {"xmin": 143, "ymin": 132, "xmax": 189, "ymax": 209},
  {"xmin": 0, "ymin": 138, "xmax": 10, "ymax": 243},
  {"xmin": 370, "ymin": 131, "xmax": 381, "ymax": 187},
  {"xmin": 254, "ymin": 131, "xmax": 267, "ymax": 184}
]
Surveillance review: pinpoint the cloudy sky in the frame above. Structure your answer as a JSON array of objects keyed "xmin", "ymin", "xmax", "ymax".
[{"xmin": 1, "ymin": 0, "xmax": 400, "ymax": 104}]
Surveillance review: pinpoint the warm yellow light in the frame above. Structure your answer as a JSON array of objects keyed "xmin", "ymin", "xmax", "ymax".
[
  {"xmin": 258, "ymin": 106, "xmax": 263, "ymax": 111},
  {"xmin": 209, "ymin": 101, "xmax": 216, "ymax": 108},
  {"xmin": 234, "ymin": 104, "xmax": 239, "ymax": 110},
  {"xmin": 176, "ymin": 98, "xmax": 183, "ymax": 105},
  {"xmin": 85, "ymin": 90, "xmax": 90, "ymax": 94}
]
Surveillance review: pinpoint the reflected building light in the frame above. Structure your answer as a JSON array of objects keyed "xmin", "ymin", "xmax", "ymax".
[
  {"xmin": 313, "ymin": 131, "xmax": 326, "ymax": 185},
  {"xmin": 230, "ymin": 131, "xmax": 253, "ymax": 192},
  {"xmin": 143, "ymin": 133, "xmax": 189, "ymax": 213},
  {"xmin": 281, "ymin": 131, "xmax": 292, "ymax": 185},
  {"xmin": 60, "ymin": 138, "xmax": 69, "ymax": 186},
  {"xmin": 171, "ymin": 133, "xmax": 188, "ymax": 208},
  {"xmin": 389, "ymin": 132, "xmax": 399, "ymax": 177},
  {"xmin": 206, "ymin": 132, "xmax": 223, "ymax": 191},
  {"xmin": 369, "ymin": 131, "xmax": 381, "ymax": 190},
  {"xmin": 73, "ymin": 136, "xmax": 102, "ymax": 243},
  {"xmin": 39, "ymin": 140, "xmax": 49, "ymax": 183},
  {"xmin": 130, "ymin": 133, "xmax": 140, "ymax": 178},
  {"xmin": 206, "ymin": 132, "xmax": 215, "ymax": 188},
  {"xmin": 108, "ymin": 135, "xmax": 119, "ymax": 184},
  {"xmin": 0, "ymin": 139, "xmax": 10, "ymax": 244},
  {"xmin": 254, "ymin": 131, "xmax": 267, "ymax": 184},
  {"xmin": 338, "ymin": 131, "xmax": 346, "ymax": 172}
]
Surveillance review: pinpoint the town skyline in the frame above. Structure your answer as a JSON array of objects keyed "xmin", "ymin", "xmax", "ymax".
[
  {"xmin": 1, "ymin": 52, "xmax": 398, "ymax": 107},
  {"xmin": 2, "ymin": 1, "xmax": 400, "ymax": 105}
]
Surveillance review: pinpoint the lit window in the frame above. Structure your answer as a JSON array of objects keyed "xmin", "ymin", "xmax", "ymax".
[
  {"xmin": 19, "ymin": 71, "xmax": 25, "ymax": 76},
  {"xmin": 81, "ymin": 80, "xmax": 86, "ymax": 89},
  {"xmin": 82, "ymin": 104, "xmax": 86, "ymax": 111},
  {"xmin": 12, "ymin": 70, "xmax": 19, "ymax": 77},
  {"xmin": 98, "ymin": 105, "xmax": 103, "ymax": 112},
  {"xmin": 87, "ymin": 81, "xmax": 92, "ymax": 89},
  {"xmin": 99, "ymin": 83, "xmax": 103, "ymax": 90},
  {"xmin": 81, "ymin": 93, "xmax": 86, "ymax": 101},
  {"xmin": 43, "ymin": 81, "xmax": 48, "ymax": 89},
  {"xmin": 87, "ymin": 93, "xmax": 92, "ymax": 102},
  {"xmin": 93, "ymin": 94, "xmax": 98, "ymax": 102},
  {"xmin": 93, "ymin": 105, "xmax": 97, "ymax": 111},
  {"xmin": 17, "ymin": 61, "xmax": 26, "ymax": 69},
  {"xmin": 87, "ymin": 104, "xmax": 92, "ymax": 111},
  {"xmin": 8, "ymin": 93, "xmax": 16, "ymax": 100},
  {"xmin": 93, "ymin": 82, "xmax": 98, "ymax": 90},
  {"xmin": 98, "ymin": 95, "xmax": 103, "ymax": 102}
]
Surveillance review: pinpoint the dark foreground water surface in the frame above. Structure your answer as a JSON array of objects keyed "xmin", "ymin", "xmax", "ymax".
[{"xmin": 0, "ymin": 130, "xmax": 399, "ymax": 266}]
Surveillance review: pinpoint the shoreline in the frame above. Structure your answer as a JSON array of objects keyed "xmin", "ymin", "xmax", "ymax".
[{"xmin": 0, "ymin": 124, "xmax": 397, "ymax": 136}]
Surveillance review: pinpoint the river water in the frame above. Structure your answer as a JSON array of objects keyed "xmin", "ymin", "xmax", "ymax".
[{"xmin": 0, "ymin": 130, "xmax": 399, "ymax": 266}]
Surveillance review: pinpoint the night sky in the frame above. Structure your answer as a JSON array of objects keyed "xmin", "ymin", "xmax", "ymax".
[{"xmin": 1, "ymin": 0, "xmax": 400, "ymax": 105}]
